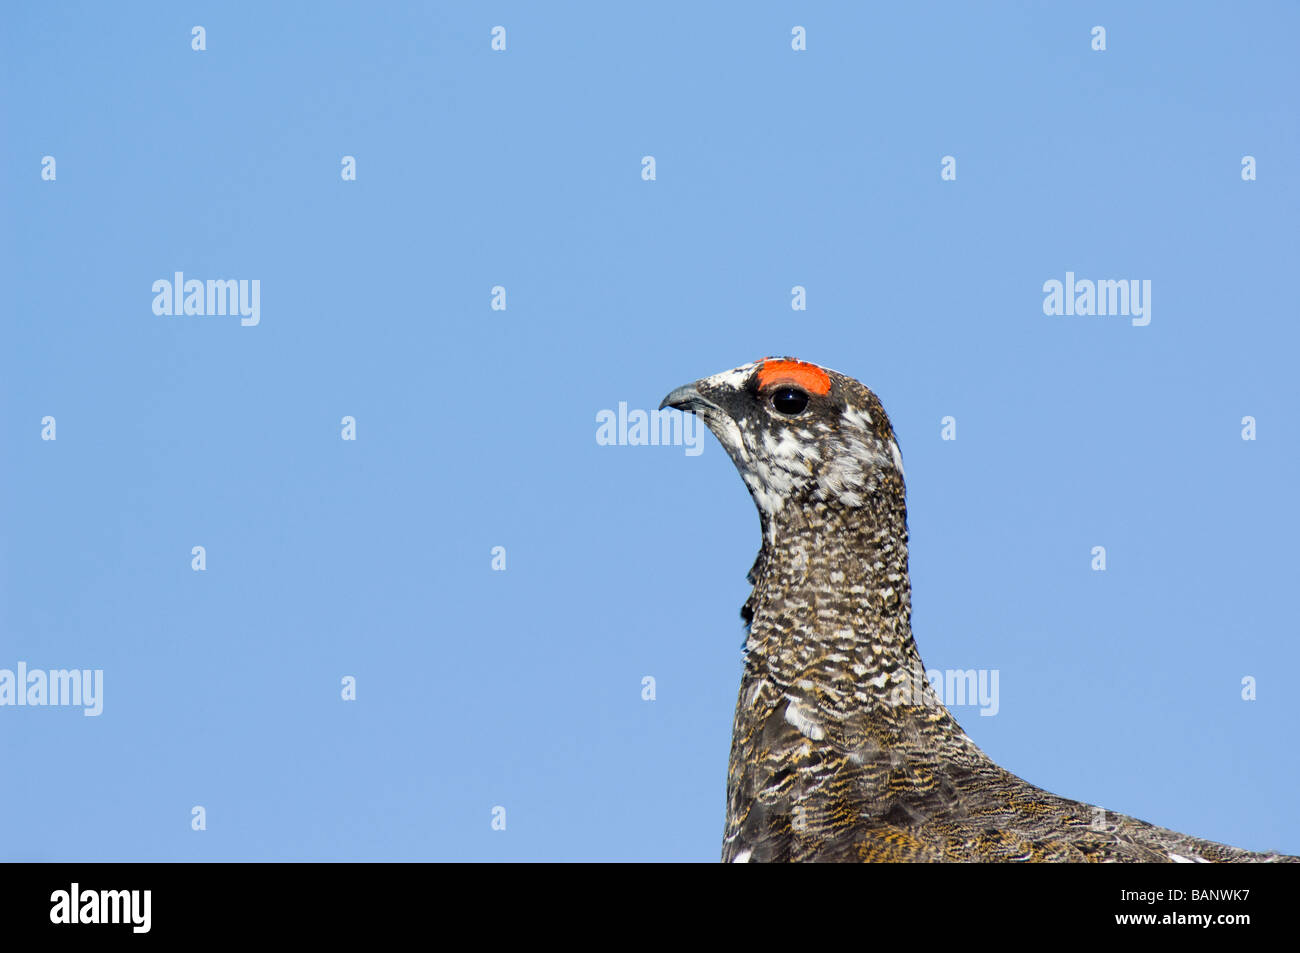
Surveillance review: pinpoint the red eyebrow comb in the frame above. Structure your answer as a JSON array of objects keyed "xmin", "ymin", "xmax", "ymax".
[{"xmin": 755, "ymin": 359, "xmax": 832, "ymax": 395}]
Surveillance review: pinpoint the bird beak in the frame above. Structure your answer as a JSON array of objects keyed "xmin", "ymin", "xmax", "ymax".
[
  {"xmin": 659, "ymin": 383, "xmax": 716, "ymax": 414},
  {"xmin": 660, "ymin": 377, "xmax": 749, "ymax": 463}
]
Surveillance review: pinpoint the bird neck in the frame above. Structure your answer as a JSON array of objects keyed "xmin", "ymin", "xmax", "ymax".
[{"xmin": 744, "ymin": 490, "xmax": 937, "ymax": 707}]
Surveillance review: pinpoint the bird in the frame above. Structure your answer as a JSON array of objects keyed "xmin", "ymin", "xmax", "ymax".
[{"xmin": 660, "ymin": 357, "xmax": 1297, "ymax": 863}]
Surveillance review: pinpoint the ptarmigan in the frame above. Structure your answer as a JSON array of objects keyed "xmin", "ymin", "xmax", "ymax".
[{"xmin": 661, "ymin": 357, "xmax": 1296, "ymax": 863}]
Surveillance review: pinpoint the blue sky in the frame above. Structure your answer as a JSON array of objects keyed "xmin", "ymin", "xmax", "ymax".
[{"xmin": 2, "ymin": 2, "xmax": 1296, "ymax": 860}]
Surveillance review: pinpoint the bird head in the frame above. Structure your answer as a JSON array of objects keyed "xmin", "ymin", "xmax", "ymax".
[{"xmin": 660, "ymin": 357, "xmax": 905, "ymax": 522}]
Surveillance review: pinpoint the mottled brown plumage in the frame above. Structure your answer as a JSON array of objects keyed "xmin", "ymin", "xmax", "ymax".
[{"xmin": 662, "ymin": 358, "xmax": 1296, "ymax": 863}]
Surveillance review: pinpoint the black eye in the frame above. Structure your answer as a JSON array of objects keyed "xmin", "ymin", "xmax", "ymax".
[{"xmin": 771, "ymin": 387, "xmax": 809, "ymax": 416}]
